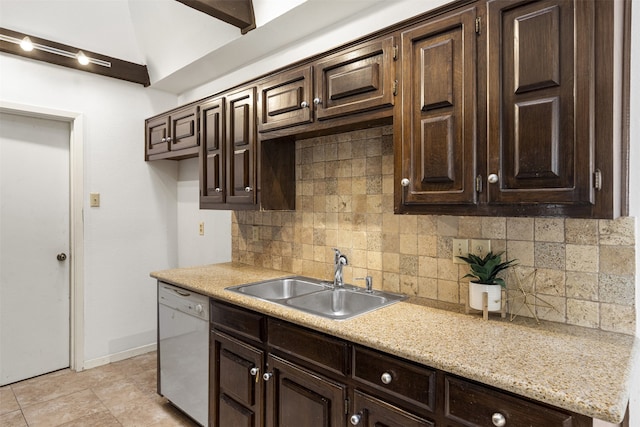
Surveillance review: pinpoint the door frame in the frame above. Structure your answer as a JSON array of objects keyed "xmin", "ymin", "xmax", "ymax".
[{"xmin": 1, "ymin": 101, "xmax": 85, "ymax": 372}]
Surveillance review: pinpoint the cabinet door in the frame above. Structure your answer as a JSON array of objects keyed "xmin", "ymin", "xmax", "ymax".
[
  {"xmin": 226, "ymin": 87, "xmax": 256, "ymax": 206},
  {"xmin": 314, "ymin": 36, "xmax": 396, "ymax": 120},
  {"xmin": 258, "ymin": 66, "xmax": 313, "ymax": 133},
  {"xmin": 265, "ymin": 355, "xmax": 346, "ymax": 427},
  {"xmin": 200, "ymin": 97, "xmax": 226, "ymax": 207},
  {"xmin": 145, "ymin": 115, "xmax": 170, "ymax": 158},
  {"xmin": 486, "ymin": 0, "xmax": 593, "ymax": 206},
  {"xmin": 169, "ymin": 105, "xmax": 199, "ymax": 151},
  {"xmin": 398, "ymin": 7, "xmax": 478, "ymax": 206},
  {"xmin": 351, "ymin": 390, "xmax": 434, "ymax": 427},
  {"xmin": 212, "ymin": 331, "xmax": 264, "ymax": 427}
]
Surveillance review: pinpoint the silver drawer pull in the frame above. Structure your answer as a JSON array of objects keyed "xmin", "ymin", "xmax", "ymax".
[
  {"xmin": 492, "ymin": 412, "xmax": 506, "ymax": 427},
  {"xmin": 380, "ymin": 372, "xmax": 392, "ymax": 384}
]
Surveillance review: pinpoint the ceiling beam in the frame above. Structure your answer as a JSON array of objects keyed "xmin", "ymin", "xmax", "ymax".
[
  {"xmin": 176, "ymin": 0, "xmax": 256, "ymax": 34},
  {"xmin": 0, "ymin": 27, "xmax": 150, "ymax": 87}
]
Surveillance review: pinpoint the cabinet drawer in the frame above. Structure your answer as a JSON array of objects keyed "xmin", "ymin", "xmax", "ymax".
[
  {"xmin": 211, "ymin": 300, "xmax": 266, "ymax": 344},
  {"xmin": 268, "ymin": 319, "xmax": 349, "ymax": 376},
  {"xmin": 352, "ymin": 390, "xmax": 434, "ymax": 427},
  {"xmin": 444, "ymin": 376, "xmax": 577, "ymax": 427},
  {"xmin": 353, "ymin": 346, "xmax": 435, "ymax": 412}
]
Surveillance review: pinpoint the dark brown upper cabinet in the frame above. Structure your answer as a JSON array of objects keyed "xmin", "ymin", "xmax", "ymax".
[
  {"xmin": 145, "ymin": 104, "xmax": 199, "ymax": 161},
  {"xmin": 257, "ymin": 66, "xmax": 313, "ymax": 133},
  {"xmin": 257, "ymin": 36, "xmax": 397, "ymax": 139},
  {"xmin": 199, "ymin": 96, "xmax": 226, "ymax": 207},
  {"xmin": 396, "ymin": 0, "xmax": 625, "ymax": 218},
  {"xmin": 225, "ymin": 87, "xmax": 257, "ymax": 207},
  {"xmin": 486, "ymin": 0, "xmax": 591, "ymax": 207},
  {"xmin": 314, "ymin": 36, "xmax": 396, "ymax": 120},
  {"xmin": 397, "ymin": 6, "xmax": 478, "ymax": 207}
]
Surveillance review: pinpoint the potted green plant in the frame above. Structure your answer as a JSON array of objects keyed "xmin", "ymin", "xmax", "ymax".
[{"xmin": 457, "ymin": 251, "xmax": 517, "ymax": 311}]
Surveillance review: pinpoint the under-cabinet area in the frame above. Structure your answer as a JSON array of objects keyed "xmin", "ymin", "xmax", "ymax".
[
  {"xmin": 144, "ymin": 0, "xmax": 628, "ymax": 219},
  {"xmin": 151, "ymin": 264, "xmax": 637, "ymax": 427}
]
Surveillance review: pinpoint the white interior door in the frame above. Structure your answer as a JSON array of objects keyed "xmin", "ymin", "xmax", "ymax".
[{"xmin": 0, "ymin": 112, "xmax": 70, "ymax": 385}]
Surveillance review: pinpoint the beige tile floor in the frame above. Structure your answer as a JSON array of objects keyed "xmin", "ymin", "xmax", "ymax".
[{"xmin": 0, "ymin": 352, "xmax": 199, "ymax": 427}]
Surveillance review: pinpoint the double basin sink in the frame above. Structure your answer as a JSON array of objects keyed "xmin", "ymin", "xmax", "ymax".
[{"xmin": 226, "ymin": 276, "xmax": 406, "ymax": 320}]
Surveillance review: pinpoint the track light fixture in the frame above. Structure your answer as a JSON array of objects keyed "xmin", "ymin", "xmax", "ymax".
[
  {"xmin": 0, "ymin": 32, "xmax": 111, "ymax": 67},
  {"xmin": 0, "ymin": 27, "xmax": 150, "ymax": 86}
]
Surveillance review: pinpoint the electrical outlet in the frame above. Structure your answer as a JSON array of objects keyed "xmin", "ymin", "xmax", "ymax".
[
  {"xmin": 89, "ymin": 192, "xmax": 100, "ymax": 207},
  {"xmin": 470, "ymin": 239, "xmax": 491, "ymax": 257},
  {"xmin": 199, "ymin": 222, "xmax": 204, "ymax": 236},
  {"xmin": 452, "ymin": 239, "xmax": 469, "ymax": 264}
]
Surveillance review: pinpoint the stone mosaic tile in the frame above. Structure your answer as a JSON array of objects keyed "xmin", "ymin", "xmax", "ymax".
[
  {"xmin": 535, "ymin": 218, "xmax": 565, "ymax": 242},
  {"xmin": 599, "ymin": 217, "xmax": 635, "ymax": 246},
  {"xmin": 231, "ymin": 126, "xmax": 636, "ymax": 335},
  {"xmin": 507, "ymin": 217, "xmax": 534, "ymax": 241}
]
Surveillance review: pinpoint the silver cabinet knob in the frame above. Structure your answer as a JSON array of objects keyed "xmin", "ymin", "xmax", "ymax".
[
  {"xmin": 300, "ymin": 101, "xmax": 309, "ymax": 108},
  {"xmin": 244, "ymin": 186, "xmax": 252, "ymax": 192},
  {"xmin": 349, "ymin": 414, "xmax": 361, "ymax": 425},
  {"xmin": 313, "ymin": 97, "xmax": 322, "ymax": 105},
  {"xmin": 262, "ymin": 372, "xmax": 273, "ymax": 381},
  {"xmin": 57, "ymin": 253, "xmax": 67, "ymax": 261},
  {"xmin": 488, "ymin": 173, "xmax": 499, "ymax": 184},
  {"xmin": 401, "ymin": 178, "xmax": 410, "ymax": 187},
  {"xmin": 380, "ymin": 372, "xmax": 392, "ymax": 384},
  {"xmin": 250, "ymin": 367, "xmax": 259, "ymax": 376},
  {"xmin": 215, "ymin": 187, "xmax": 222, "ymax": 193},
  {"xmin": 167, "ymin": 136, "xmax": 172, "ymax": 142},
  {"xmin": 492, "ymin": 412, "xmax": 506, "ymax": 427},
  {"xmin": 161, "ymin": 137, "xmax": 167, "ymax": 143}
]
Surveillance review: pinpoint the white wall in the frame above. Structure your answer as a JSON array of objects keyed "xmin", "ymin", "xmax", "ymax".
[
  {"xmin": 0, "ymin": 54, "xmax": 178, "ymax": 363},
  {"xmin": 177, "ymin": 158, "xmax": 231, "ymax": 267}
]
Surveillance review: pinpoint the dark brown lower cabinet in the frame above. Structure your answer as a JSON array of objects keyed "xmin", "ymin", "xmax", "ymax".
[
  {"xmin": 265, "ymin": 355, "xmax": 347, "ymax": 427},
  {"xmin": 351, "ymin": 390, "xmax": 434, "ymax": 427},
  {"xmin": 211, "ymin": 330, "xmax": 264, "ymax": 427},
  {"xmin": 208, "ymin": 299, "xmax": 596, "ymax": 427}
]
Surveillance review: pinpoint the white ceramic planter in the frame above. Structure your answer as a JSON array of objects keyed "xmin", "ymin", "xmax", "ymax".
[{"xmin": 468, "ymin": 282, "xmax": 502, "ymax": 311}]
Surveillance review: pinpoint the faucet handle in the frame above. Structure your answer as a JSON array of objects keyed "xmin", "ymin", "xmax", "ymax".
[
  {"xmin": 333, "ymin": 248, "xmax": 348, "ymax": 265},
  {"xmin": 355, "ymin": 276, "xmax": 373, "ymax": 293}
]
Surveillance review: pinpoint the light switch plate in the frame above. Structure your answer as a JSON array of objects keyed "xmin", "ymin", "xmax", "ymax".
[
  {"xmin": 452, "ymin": 239, "xmax": 468, "ymax": 264},
  {"xmin": 470, "ymin": 239, "xmax": 491, "ymax": 257},
  {"xmin": 89, "ymin": 192, "xmax": 100, "ymax": 207}
]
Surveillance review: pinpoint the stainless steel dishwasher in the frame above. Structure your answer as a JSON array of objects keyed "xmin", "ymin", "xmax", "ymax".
[{"xmin": 158, "ymin": 282, "xmax": 209, "ymax": 426}]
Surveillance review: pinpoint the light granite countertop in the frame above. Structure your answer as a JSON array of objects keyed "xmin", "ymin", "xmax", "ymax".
[{"xmin": 151, "ymin": 262, "xmax": 639, "ymax": 423}]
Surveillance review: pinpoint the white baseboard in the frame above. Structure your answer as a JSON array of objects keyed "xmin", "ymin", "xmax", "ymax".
[{"xmin": 82, "ymin": 343, "xmax": 157, "ymax": 370}]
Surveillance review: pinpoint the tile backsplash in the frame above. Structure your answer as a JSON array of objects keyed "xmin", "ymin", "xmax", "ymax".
[{"xmin": 232, "ymin": 126, "xmax": 637, "ymax": 335}]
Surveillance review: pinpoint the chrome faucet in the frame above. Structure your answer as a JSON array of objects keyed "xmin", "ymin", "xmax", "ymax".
[{"xmin": 333, "ymin": 248, "xmax": 348, "ymax": 288}]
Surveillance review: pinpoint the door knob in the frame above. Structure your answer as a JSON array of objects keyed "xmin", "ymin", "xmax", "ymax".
[{"xmin": 57, "ymin": 253, "xmax": 67, "ymax": 261}]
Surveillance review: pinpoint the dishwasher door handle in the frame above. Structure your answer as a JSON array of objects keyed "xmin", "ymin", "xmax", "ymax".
[{"xmin": 172, "ymin": 288, "xmax": 191, "ymax": 297}]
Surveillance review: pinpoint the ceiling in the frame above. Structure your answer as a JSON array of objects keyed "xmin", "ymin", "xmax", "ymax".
[{"xmin": 0, "ymin": 0, "xmax": 390, "ymax": 94}]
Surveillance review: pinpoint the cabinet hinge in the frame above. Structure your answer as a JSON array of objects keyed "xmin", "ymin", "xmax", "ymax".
[
  {"xmin": 475, "ymin": 17, "xmax": 481, "ymax": 34},
  {"xmin": 345, "ymin": 399, "xmax": 349, "ymax": 415},
  {"xmin": 475, "ymin": 175, "xmax": 483, "ymax": 193},
  {"xmin": 593, "ymin": 169, "xmax": 602, "ymax": 190},
  {"xmin": 393, "ymin": 45, "xmax": 398, "ymax": 61},
  {"xmin": 393, "ymin": 79, "xmax": 398, "ymax": 96}
]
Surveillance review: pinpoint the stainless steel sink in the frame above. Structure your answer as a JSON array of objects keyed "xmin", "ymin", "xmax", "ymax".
[
  {"xmin": 226, "ymin": 276, "xmax": 406, "ymax": 320},
  {"xmin": 227, "ymin": 276, "xmax": 329, "ymax": 301},
  {"xmin": 285, "ymin": 287, "xmax": 405, "ymax": 320}
]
